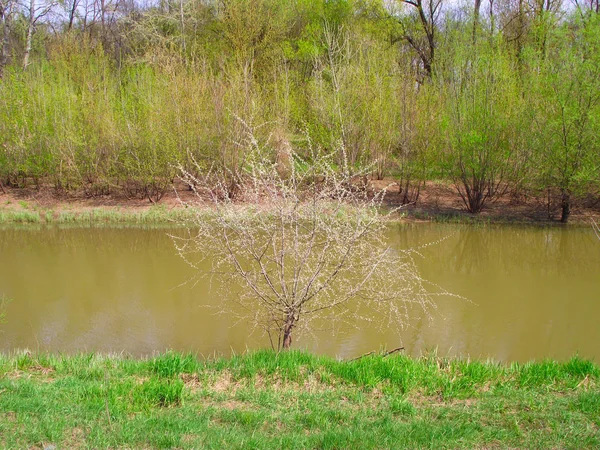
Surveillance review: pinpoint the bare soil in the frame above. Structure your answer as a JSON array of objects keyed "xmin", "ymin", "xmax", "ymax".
[
  {"xmin": 1, "ymin": 180, "xmax": 600, "ymax": 224},
  {"xmin": 370, "ymin": 179, "xmax": 600, "ymax": 224}
]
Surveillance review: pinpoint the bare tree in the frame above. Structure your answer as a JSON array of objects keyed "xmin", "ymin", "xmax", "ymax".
[
  {"xmin": 22, "ymin": 0, "xmax": 56, "ymax": 69},
  {"xmin": 397, "ymin": 0, "xmax": 444, "ymax": 81},
  {"xmin": 62, "ymin": 0, "xmax": 81, "ymax": 30},
  {"xmin": 574, "ymin": 0, "xmax": 599, "ymax": 17},
  {"xmin": 173, "ymin": 121, "xmax": 439, "ymax": 350}
]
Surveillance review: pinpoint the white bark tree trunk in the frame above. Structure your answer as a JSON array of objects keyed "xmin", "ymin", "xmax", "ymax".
[{"xmin": 22, "ymin": 0, "xmax": 35, "ymax": 70}]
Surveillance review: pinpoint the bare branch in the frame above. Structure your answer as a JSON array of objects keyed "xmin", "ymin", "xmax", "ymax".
[{"xmin": 174, "ymin": 117, "xmax": 443, "ymax": 351}]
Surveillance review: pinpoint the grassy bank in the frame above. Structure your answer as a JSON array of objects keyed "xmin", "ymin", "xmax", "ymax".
[
  {"xmin": 0, "ymin": 204, "xmax": 197, "ymax": 226},
  {"xmin": 0, "ymin": 350, "xmax": 598, "ymax": 449},
  {"xmin": 1, "ymin": 201, "xmax": 598, "ymax": 227}
]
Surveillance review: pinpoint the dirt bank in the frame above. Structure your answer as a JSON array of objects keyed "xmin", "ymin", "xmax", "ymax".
[{"xmin": 1, "ymin": 180, "xmax": 599, "ymax": 224}]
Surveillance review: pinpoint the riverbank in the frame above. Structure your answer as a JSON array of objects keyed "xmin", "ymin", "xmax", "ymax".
[
  {"xmin": 1, "ymin": 182, "xmax": 600, "ymax": 225},
  {"xmin": 0, "ymin": 350, "xmax": 598, "ymax": 449},
  {"xmin": 0, "ymin": 203, "xmax": 195, "ymax": 226}
]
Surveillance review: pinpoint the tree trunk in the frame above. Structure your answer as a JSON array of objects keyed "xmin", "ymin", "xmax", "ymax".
[
  {"xmin": 0, "ymin": 1, "xmax": 10, "ymax": 78},
  {"xmin": 516, "ymin": 0, "xmax": 525, "ymax": 66},
  {"xmin": 401, "ymin": 0, "xmax": 439, "ymax": 80},
  {"xmin": 281, "ymin": 315, "xmax": 295, "ymax": 350},
  {"xmin": 22, "ymin": 0, "xmax": 35, "ymax": 70},
  {"xmin": 457, "ymin": 176, "xmax": 488, "ymax": 213},
  {"xmin": 489, "ymin": 0, "xmax": 495, "ymax": 35},
  {"xmin": 100, "ymin": 0, "xmax": 105, "ymax": 32},
  {"xmin": 68, "ymin": 0, "xmax": 79, "ymax": 30},
  {"xmin": 473, "ymin": 0, "xmax": 482, "ymax": 43},
  {"xmin": 560, "ymin": 191, "xmax": 570, "ymax": 223}
]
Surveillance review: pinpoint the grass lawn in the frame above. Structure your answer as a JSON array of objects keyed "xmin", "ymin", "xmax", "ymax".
[{"xmin": 0, "ymin": 350, "xmax": 598, "ymax": 449}]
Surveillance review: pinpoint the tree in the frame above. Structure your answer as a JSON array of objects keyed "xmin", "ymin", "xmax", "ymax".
[
  {"xmin": 392, "ymin": 0, "xmax": 444, "ymax": 81},
  {"xmin": 61, "ymin": 0, "xmax": 80, "ymax": 30},
  {"xmin": 307, "ymin": 22, "xmax": 405, "ymax": 176},
  {"xmin": 0, "ymin": 0, "xmax": 14, "ymax": 78},
  {"xmin": 435, "ymin": 35, "xmax": 523, "ymax": 213},
  {"xmin": 527, "ymin": 16, "xmax": 600, "ymax": 222},
  {"xmin": 173, "ymin": 120, "xmax": 437, "ymax": 350},
  {"xmin": 22, "ymin": 0, "xmax": 57, "ymax": 69},
  {"xmin": 216, "ymin": 0, "xmax": 291, "ymax": 80},
  {"xmin": 473, "ymin": 0, "xmax": 483, "ymax": 42},
  {"xmin": 574, "ymin": 0, "xmax": 599, "ymax": 16}
]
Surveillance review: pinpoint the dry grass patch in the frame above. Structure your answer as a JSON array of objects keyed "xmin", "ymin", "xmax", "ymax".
[{"xmin": 179, "ymin": 373, "xmax": 202, "ymax": 392}]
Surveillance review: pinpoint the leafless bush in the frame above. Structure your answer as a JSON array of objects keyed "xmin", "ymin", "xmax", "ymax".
[{"xmin": 173, "ymin": 122, "xmax": 439, "ymax": 351}]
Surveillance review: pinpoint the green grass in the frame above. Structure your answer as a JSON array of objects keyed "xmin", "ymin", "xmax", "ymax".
[
  {"xmin": 0, "ymin": 209, "xmax": 42, "ymax": 224},
  {"xmin": 0, "ymin": 350, "xmax": 598, "ymax": 449},
  {"xmin": 408, "ymin": 210, "xmax": 494, "ymax": 224},
  {"xmin": 0, "ymin": 202, "xmax": 591, "ymax": 227},
  {"xmin": 0, "ymin": 205, "xmax": 198, "ymax": 225}
]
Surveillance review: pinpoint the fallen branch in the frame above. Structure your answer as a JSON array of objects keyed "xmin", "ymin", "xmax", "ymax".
[
  {"xmin": 349, "ymin": 351, "xmax": 375, "ymax": 362},
  {"xmin": 348, "ymin": 347, "xmax": 405, "ymax": 362},
  {"xmin": 383, "ymin": 347, "xmax": 405, "ymax": 357}
]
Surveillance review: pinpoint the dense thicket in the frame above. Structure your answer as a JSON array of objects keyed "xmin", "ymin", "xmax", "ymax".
[{"xmin": 0, "ymin": 0, "xmax": 599, "ymax": 220}]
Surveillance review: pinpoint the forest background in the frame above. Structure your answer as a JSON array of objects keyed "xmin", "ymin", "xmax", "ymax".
[{"xmin": 0, "ymin": 0, "xmax": 599, "ymax": 222}]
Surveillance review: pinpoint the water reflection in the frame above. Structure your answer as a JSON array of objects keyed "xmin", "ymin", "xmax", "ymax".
[{"xmin": 0, "ymin": 224, "xmax": 599, "ymax": 362}]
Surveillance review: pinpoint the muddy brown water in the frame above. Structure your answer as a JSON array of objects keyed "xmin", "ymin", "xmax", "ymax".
[{"xmin": 1, "ymin": 224, "xmax": 599, "ymax": 362}]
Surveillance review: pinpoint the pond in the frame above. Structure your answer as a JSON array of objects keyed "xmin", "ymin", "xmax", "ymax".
[{"xmin": 0, "ymin": 224, "xmax": 599, "ymax": 362}]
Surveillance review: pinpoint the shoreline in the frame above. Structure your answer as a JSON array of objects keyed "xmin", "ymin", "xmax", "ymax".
[
  {"xmin": 0, "ymin": 350, "xmax": 598, "ymax": 449},
  {"xmin": 1, "ymin": 182, "xmax": 600, "ymax": 226}
]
